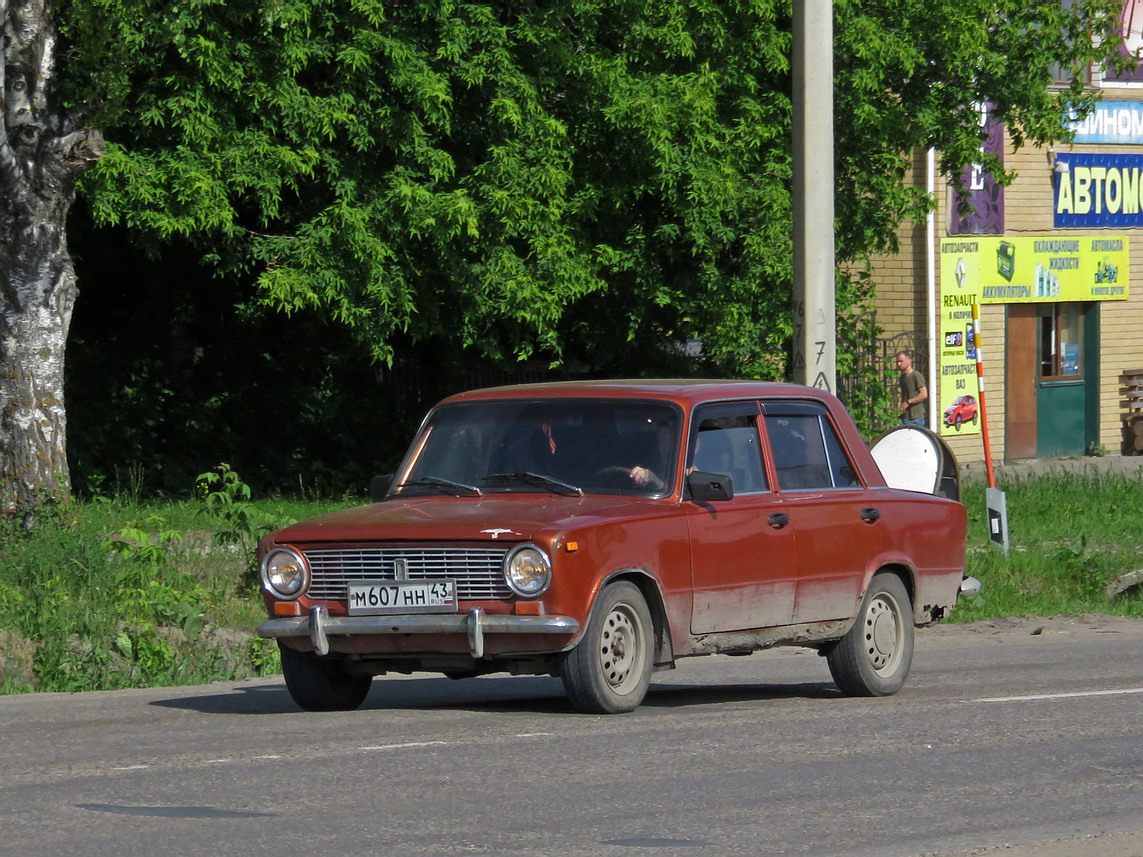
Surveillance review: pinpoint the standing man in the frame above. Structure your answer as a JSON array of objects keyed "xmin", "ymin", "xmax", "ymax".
[{"xmin": 896, "ymin": 350, "xmax": 928, "ymax": 427}]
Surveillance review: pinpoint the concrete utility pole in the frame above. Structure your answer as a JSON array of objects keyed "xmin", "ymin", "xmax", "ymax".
[{"xmin": 791, "ymin": 0, "xmax": 836, "ymax": 393}]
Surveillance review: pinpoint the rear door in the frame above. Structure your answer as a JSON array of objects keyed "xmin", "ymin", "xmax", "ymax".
[{"xmin": 760, "ymin": 400, "xmax": 883, "ymax": 623}]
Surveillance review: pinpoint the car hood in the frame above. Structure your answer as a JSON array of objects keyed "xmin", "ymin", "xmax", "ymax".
[{"xmin": 268, "ymin": 494, "xmax": 669, "ymax": 545}]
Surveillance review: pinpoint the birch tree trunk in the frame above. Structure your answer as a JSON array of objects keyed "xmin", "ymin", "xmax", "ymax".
[{"xmin": 1, "ymin": 0, "xmax": 103, "ymax": 521}]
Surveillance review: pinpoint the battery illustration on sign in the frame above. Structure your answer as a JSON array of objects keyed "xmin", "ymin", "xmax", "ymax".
[{"xmin": 996, "ymin": 241, "xmax": 1015, "ymax": 281}]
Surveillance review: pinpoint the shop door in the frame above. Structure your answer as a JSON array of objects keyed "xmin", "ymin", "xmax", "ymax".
[
  {"xmin": 1036, "ymin": 303, "xmax": 1094, "ymax": 457},
  {"xmin": 1006, "ymin": 306, "xmax": 1038, "ymax": 459},
  {"xmin": 1006, "ymin": 303, "xmax": 1097, "ymax": 459}
]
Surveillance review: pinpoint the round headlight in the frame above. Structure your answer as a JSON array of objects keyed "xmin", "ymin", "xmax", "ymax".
[
  {"xmin": 504, "ymin": 545, "xmax": 552, "ymax": 597},
  {"xmin": 261, "ymin": 547, "xmax": 309, "ymax": 598}
]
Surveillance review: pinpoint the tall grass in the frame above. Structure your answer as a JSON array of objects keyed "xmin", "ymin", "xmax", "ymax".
[
  {"xmin": 0, "ymin": 475, "xmax": 346, "ymax": 695},
  {"xmin": 957, "ymin": 472, "xmax": 1143, "ymax": 621}
]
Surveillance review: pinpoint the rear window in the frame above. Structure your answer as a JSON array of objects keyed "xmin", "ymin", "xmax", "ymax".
[{"xmin": 763, "ymin": 402, "xmax": 859, "ymax": 491}]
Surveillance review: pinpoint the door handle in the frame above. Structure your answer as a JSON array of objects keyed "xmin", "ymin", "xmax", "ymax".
[
  {"xmin": 860, "ymin": 507, "xmax": 881, "ymax": 523},
  {"xmin": 768, "ymin": 513, "xmax": 789, "ymax": 529}
]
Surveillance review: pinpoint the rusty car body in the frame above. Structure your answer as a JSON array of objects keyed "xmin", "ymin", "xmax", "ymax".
[{"xmin": 257, "ymin": 380, "xmax": 969, "ymax": 713}]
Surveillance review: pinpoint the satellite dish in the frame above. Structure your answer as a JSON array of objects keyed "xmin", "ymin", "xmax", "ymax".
[{"xmin": 870, "ymin": 426, "xmax": 960, "ymax": 501}]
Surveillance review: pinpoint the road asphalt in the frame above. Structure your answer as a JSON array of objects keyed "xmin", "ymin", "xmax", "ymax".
[{"xmin": 931, "ymin": 831, "xmax": 1143, "ymax": 857}]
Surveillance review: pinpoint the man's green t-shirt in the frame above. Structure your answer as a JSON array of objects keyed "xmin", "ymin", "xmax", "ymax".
[{"xmin": 900, "ymin": 370, "xmax": 926, "ymax": 420}]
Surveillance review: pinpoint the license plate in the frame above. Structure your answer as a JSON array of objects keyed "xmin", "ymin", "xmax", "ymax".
[{"xmin": 347, "ymin": 580, "xmax": 458, "ymax": 615}]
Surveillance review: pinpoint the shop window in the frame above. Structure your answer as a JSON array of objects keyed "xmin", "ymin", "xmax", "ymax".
[
  {"xmin": 1048, "ymin": 0, "xmax": 1094, "ymax": 87},
  {"xmin": 1101, "ymin": 0, "xmax": 1143, "ymax": 86},
  {"xmin": 1039, "ymin": 304, "xmax": 1083, "ymax": 379}
]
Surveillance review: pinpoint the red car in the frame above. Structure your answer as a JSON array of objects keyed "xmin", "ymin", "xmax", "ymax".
[
  {"xmin": 257, "ymin": 381, "xmax": 970, "ymax": 714},
  {"xmin": 944, "ymin": 395, "xmax": 979, "ymax": 430}
]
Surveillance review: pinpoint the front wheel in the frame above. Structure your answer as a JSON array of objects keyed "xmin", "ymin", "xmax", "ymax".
[
  {"xmin": 561, "ymin": 581, "xmax": 654, "ymax": 714},
  {"xmin": 280, "ymin": 643, "xmax": 372, "ymax": 711},
  {"xmin": 826, "ymin": 574, "xmax": 914, "ymax": 697}
]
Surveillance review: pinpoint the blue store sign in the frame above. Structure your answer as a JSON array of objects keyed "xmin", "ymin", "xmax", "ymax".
[
  {"xmin": 1068, "ymin": 102, "xmax": 1143, "ymax": 144},
  {"xmin": 1054, "ymin": 153, "xmax": 1143, "ymax": 228}
]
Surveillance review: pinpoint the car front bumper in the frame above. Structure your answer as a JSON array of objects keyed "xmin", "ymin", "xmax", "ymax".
[{"xmin": 257, "ymin": 606, "xmax": 580, "ymax": 658}]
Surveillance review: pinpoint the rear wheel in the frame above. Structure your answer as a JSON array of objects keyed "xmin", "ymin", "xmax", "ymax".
[
  {"xmin": 280, "ymin": 643, "xmax": 372, "ymax": 711},
  {"xmin": 827, "ymin": 574, "xmax": 914, "ymax": 697},
  {"xmin": 561, "ymin": 581, "xmax": 653, "ymax": 714}
]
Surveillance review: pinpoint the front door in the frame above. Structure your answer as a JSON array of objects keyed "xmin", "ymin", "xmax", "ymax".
[{"xmin": 687, "ymin": 401, "xmax": 796, "ymax": 634}]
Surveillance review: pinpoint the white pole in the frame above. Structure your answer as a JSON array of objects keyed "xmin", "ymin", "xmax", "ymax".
[
  {"xmin": 792, "ymin": 0, "xmax": 836, "ymax": 393},
  {"xmin": 926, "ymin": 147, "xmax": 938, "ymax": 429}
]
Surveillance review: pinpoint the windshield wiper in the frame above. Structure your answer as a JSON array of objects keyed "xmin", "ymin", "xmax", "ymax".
[
  {"xmin": 397, "ymin": 477, "xmax": 482, "ymax": 497},
  {"xmin": 483, "ymin": 472, "xmax": 584, "ymax": 497}
]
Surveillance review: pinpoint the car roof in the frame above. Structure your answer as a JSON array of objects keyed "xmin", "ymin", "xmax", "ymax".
[{"xmin": 439, "ymin": 379, "xmax": 839, "ymax": 408}]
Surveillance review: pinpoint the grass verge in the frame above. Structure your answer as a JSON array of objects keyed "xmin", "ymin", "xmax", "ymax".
[
  {"xmin": 1, "ymin": 470, "xmax": 1141, "ymax": 694},
  {"xmin": 0, "ymin": 466, "xmax": 349, "ymax": 694},
  {"xmin": 957, "ymin": 472, "xmax": 1143, "ymax": 621}
]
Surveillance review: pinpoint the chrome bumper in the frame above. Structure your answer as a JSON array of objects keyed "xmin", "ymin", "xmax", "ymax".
[{"xmin": 257, "ymin": 606, "xmax": 580, "ymax": 658}]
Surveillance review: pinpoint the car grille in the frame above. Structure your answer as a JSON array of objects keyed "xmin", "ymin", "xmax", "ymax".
[{"xmin": 302, "ymin": 546, "xmax": 513, "ymax": 601}]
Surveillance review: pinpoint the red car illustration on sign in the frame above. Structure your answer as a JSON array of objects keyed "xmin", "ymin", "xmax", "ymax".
[{"xmin": 943, "ymin": 395, "xmax": 979, "ymax": 430}]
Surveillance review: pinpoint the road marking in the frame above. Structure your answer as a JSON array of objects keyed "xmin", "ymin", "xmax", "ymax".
[
  {"xmin": 358, "ymin": 741, "xmax": 448, "ymax": 751},
  {"xmin": 973, "ymin": 687, "xmax": 1143, "ymax": 703},
  {"xmin": 111, "ymin": 765, "xmax": 150, "ymax": 771}
]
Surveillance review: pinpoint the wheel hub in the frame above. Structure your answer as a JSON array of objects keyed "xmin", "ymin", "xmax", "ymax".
[
  {"xmin": 866, "ymin": 599, "xmax": 898, "ymax": 670},
  {"xmin": 601, "ymin": 610, "xmax": 635, "ymax": 687}
]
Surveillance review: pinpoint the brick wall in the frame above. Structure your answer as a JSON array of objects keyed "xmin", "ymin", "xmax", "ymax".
[{"xmin": 868, "ymin": 101, "xmax": 1143, "ymax": 463}]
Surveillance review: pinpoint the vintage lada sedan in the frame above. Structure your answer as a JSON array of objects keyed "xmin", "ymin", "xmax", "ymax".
[{"xmin": 256, "ymin": 380, "xmax": 969, "ymax": 714}]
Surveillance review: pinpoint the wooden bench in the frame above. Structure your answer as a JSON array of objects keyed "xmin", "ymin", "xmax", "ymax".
[{"xmin": 1121, "ymin": 369, "xmax": 1143, "ymax": 454}]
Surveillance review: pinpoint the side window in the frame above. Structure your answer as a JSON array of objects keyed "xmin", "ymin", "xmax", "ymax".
[
  {"xmin": 688, "ymin": 404, "xmax": 768, "ymax": 494},
  {"xmin": 764, "ymin": 403, "xmax": 858, "ymax": 491}
]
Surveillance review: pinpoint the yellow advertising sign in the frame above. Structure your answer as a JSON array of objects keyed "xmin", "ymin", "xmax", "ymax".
[
  {"xmin": 935, "ymin": 257, "xmax": 982, "ymax": 437},
  {"xmin": 936, "ymin": 234, "xmax": 1129, "ymax": 437},
  {"xmin": 939, "ymin": 235, "xmax": 1130, "ymax": 305}
]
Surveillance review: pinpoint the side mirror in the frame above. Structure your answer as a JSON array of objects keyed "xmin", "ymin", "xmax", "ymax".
[
  {"xmin": 370, "ymin": 474, "xmax": 394, "ymax": 502},
  {"xmin": 687, "ymin": 470, "xmax": 734, "ymax": 502}
]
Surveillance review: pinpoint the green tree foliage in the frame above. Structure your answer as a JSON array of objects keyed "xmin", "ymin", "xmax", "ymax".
[{"xmin": 59, "ymin": 0, "xmax": 1124, "ymax": 384}]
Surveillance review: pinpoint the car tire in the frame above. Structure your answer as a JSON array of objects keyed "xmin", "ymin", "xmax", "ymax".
[
  {"xmin": 280, "ymin": 643, "xmax": 372, "ymax": 711},
  {"xmin": 561, "ymin": 581, "xmax": 654, "ymax": 714},
  {"xmin": 826, "ymin": 574, "xmax": 914, "ymax": 697},
  {"xmin": 954, "ymin": 414, "xmax": 963, "ymax": 430}
]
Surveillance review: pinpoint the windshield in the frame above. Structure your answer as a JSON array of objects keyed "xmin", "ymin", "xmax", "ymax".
[{"xmin": 394, "ymin": 399, "xmax": 683, "ymax": 498}]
